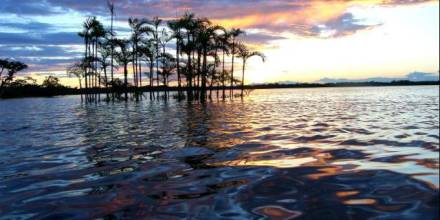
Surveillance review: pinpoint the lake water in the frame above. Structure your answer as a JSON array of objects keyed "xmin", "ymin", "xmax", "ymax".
[{"xmin": 0, "ymin": 86, "xmax": 438, "ymax": 219}]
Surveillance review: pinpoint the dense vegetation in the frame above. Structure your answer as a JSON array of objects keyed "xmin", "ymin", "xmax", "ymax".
[
  {"xmin": 0, "ymin": 64, "xmax": 76, "ymax": 98},
  {"xmin": 72, "ymin": 2, "xmax": 266, "ymax": 101}
]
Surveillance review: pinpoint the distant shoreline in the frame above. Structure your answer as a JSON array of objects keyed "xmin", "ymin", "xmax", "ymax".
[
  {"xmin": 1, "ymin": 81, "xmax": 438, "ymax": 99},
  {"xmin": 246, "ymin": 80, "xmax": 439, "ymax": 89}
]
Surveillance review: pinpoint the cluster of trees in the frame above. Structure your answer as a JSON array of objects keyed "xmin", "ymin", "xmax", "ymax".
[
  {"xmin": 71, "ymin": 5, "xmax": 265, "ymax": 100},
  {"xmin": 0, "ymin": 62, "xmax": 74, "ymax": 98},
  {"xmin": 0, "ymin": 59, "xmax": 28, "ymax": 92},
  {"xmin": 1, "ymin": 56, "xmax": 79, "ymax": 99},
  {"xmin": 5, "ymin": 75, "xmax": 62, "ymax": 88},
  {"xmin": 0, "ymin": 59, "xmax": 29, "ymax": 96}
]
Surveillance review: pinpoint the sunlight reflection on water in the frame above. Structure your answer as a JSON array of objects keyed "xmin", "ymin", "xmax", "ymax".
[{"xmin": 0, "ymin": 86, "xmax": 438, "ymax": 219}]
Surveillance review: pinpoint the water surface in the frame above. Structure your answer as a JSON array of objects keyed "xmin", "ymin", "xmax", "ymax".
[{"xmin": 0, "ymin": 86, "xmax": 438, "ymax": 219}]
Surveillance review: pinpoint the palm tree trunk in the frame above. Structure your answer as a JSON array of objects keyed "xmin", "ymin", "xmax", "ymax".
[
  {"xmin": 124, "ymin": 64, "xmax": 128, "ymax": 86},
  {"xmin": 136, "ymin": 44, "xmax": 139, "ymax": 87},
  {"xmin": 201, "ymin": 47, "xmax": 207, "ymax": 99},
  {"xmin": 132, "ymin": 44, "xmax": 137, "ymax": 87},
  {"xmin": 104, "ymin": 67, "xmax": 108, "ymax": 88},
  {"xmin": 192, "ymin": 52, "xmax": 196, "ymax": 91},
  {"xmin": 230, "ymin": 40, "xmax": 235, "ymax": 97},
  {"xmin": 92, "ymin": 41, "xmax": 96, "ymax": 88},
  {"xmin": 90, "ymin": 41, "xmax": 93, "ymax": 90},
  {"xmin": 89, "ymin": 42, "xmax": 93, "ymax": 89},
  {"xmin": 149, "ymin": 61, "xmax": 154, "ymax": 99},
  {"xmin": 96, "ymin": 41, "xmax": 98, "ymax": 88},
  {"xmin": 222, "ymin": 50, "xmax": 225, "ymax": 98},
  {"xmin": 187, "ymin": 50, "xmax": 193, "ymax": 98},
  {"xmin": 149, "ymin": 61, "xmax": 154, "ymax": 87},
  {"xmin": 155, "ymin": 32, "xmax": 160, "ymax": 89},
  {"xmin": 241, "ymin": 60, "xmax": 246, "ymax": 97},
  {"xmin": 139, "ymin": 60, "xmax": 142, "ymax": 87},
  {"xmin": 92, "ymin": 41, "xmax": 95, "ymax": 89},
  {"xmin": 156, "ymin": 56, "xmax": 159, "ymax": 88},
  {"xmin": 88, "ymin": 44, "xmax": 91, "ymax": 95},
  {"xmin": 124, "ymin": 63, "xmax": 128, "ymax": 100},
  {"xmin": 95, "ymin": 41, "xmax": 99, "ymax": 88},
  {"xmin": 176, "ymin": 40, "xmax": 181, "ymax": 90},
  {"xmin": 84, "ymin": 38, "xmax": 88, "ymax": 89},
  {"xmin": 197, "ymin": 50, "xmax": 201, "ymax": 88},
  {"xmin": 79, "ymin": 78, "xmax": 83, "ymax": 102},
  {"xmin": 212, "ymin": 48, "xmax": 218, "ymax": 99},
  {"xmin": 110, "ymin": 10, "xmax": 114, "ymax": 83},
  {"xmin": 186, "ymin": 32, "xmax": 193, "ymax": 98},
  {"xmin": 216, "ymin": 82, "xmax": 219, "ymax": 99},
  {"xmin": 162, "ymin": 44, "xmax": 166, "ymax": 87}
]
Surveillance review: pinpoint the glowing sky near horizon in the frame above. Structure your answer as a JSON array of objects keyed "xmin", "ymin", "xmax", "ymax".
[{"xmin": 0, "ymin": 0, "xmax": 438, "ymax": 86}]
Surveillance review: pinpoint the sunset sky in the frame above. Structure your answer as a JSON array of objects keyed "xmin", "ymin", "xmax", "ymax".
[{"xmin": 0, "ymin": 0, "xmax": 438, "ymax": 86}]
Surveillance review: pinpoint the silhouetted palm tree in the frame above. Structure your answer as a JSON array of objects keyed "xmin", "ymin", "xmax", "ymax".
[
  {"xmin": 151, "ymin": 17, "xmax": 162, "ymax": 88},
  {"xmin": 139, "ymin": 40, "xmax": 156, "ymax": 88},
  {"xmin": 98, "ymin": 43, "xmax": 112, "ymax": 87},
  {"xmin": 180, "ymin": 12, "xmax": 197, "ymax": 96},
  {"xmin": 228, "ymin": 28, "xmax": 245, "ymax": 96},
  {"xmin": 107, "ymin": 0, "xmax": 115, "ymax": 82},
  {"xmin": 129, "ymin": 17, "xmax": 152, "ymax": 87},
  {"xmin": 209, "ymin": 27, "xmax": 226, "ymax": 97},
  {"xmin": 78, "ymin": 17, "xmax": 95, "ymax": 89},
  {"xmin": 90, "ymin": 18, "xmax": 106, "ymax": 88},
  {"xmin": 196, "ymin": 22, "xmax": 223, "ymax": 97},
  {"xmin": 113, "ymin": 39, "xmax": 131, "ymax": 88},
  {"xmin": 237, "ymin": 43, "xmax": 266, "ymax": 96},
  {"xmin": 104, "ymin": 37, "xmax": 118, "ymax": 85},
  {"xmin": 218, "ymin": 31, "xmax": 231, "ymax": 98},
  {"xmin": 159, "ymin": 28, "xmax": 172, "ymax": 86},
  {"xmin": 167, "ymin": 19, "xmax": 184, "ymax": 91}
]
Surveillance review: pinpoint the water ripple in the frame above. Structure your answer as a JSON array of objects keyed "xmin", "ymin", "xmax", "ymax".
[{"xmin": 0, "ymin": 86, "xmax": 438, "ymax": 219}]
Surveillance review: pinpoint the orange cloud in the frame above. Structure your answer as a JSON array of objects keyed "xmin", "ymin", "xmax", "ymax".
[
  {"xmin": 213, "ymin": 1, "xmax": 347, "ymax": 30},
  {"xmin": 211, "ymin": 0, "xmax": 436, "ymax": 38}
]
